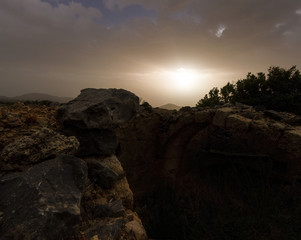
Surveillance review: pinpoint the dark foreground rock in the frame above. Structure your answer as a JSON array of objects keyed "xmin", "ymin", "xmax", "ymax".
[
  {"xmin": 0, "ymin": 97, "xmax": 148, "ymax": 240},
  {"xmin": 0, "ymin": 155, "xmax": 87, "ymax": 240},
  {"xmin": 56, "ymin": 88, "xmax": 139, "ymax": 156},
  {"xmin": 77, "ymin": 155, "xmax": 147, "ymax": 240}
]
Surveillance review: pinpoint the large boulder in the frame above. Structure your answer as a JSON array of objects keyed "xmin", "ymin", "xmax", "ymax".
[
  {"xmin": 0, "ymin": 155, "xmax": 87, "ymax": 240},
  {"xmin": 56, "ymin": 88, "xmax": 139, "ymax": 157}
]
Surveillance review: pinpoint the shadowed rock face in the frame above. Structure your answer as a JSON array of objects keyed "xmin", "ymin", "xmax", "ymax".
[
  {"xmin": 0, "ymin": 155, "xmax": 88, "ymax": 240},
  {"xmin": 117, "ymin": 106, "xmax": 301, "ymax": 193},
  {"xmin": 116, "ymin": 106, "xmax": 301, "ymax": 239},
  {"xmin": 56, "ymin": 88, "xmax": 139, "ymax": 157}
]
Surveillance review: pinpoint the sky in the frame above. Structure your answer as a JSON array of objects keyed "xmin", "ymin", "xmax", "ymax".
[{"xmin": 0, "ymin": 0, "xmax": 301, "ymax": 106}]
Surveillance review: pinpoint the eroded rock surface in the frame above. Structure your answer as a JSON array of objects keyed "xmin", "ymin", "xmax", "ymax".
[
  {"xmin": 0, "ymin": 102, "xmax": 58, "ymax": 150},
  {"xmin": 0, "ymin": 155, "xmax": 87, "ymax": 240},
  {"xmin": 115, "ymin": 105, "xmax": 301, "ymax": 239},
  {"xmin": 0, "ymin": 97, "xmax": 147, "ymax": 240},
  {"xmin": 77, "ymin": 155, "xmax": 144, "ymax": 240},
  {"xmin": 56, "ymin": 88, "xmax": 139, "ymax": 157},
  {"xmin": 1, "ymin": 127, "xmax": 79, "ymax": 165},
  {"xmin": 55, "ymin": 89, "xmax": 147, "ymax": 239},
  {"xmin": 2, "ymin": 88, "xmax": 301, "ymax": 240},
  {"xmin": 117, "ymin": 105, "xmax": 301, "ymax": 190}
]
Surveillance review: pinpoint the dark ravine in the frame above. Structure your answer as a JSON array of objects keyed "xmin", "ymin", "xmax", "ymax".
[
  {"xmin": 1, "ymin": 88, "xmax": 301, "ymax": 240},
  {"xmin": 116, "ymin": 102, "xmax": 301, "ymax": 239}
]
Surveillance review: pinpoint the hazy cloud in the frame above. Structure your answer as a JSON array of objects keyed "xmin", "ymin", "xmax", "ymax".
[
  {"xmin": 215, "ymin": 25, "xmax": 227, "ymax": 38},
  {"xmin": 1, "ymin": 0, "xmax": 301, "ymax": 106},
  {"xmin": 103, "ymin": 0, "xmax": 190, "ymax": 12}
]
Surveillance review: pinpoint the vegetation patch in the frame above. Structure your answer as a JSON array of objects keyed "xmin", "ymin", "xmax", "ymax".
[{"xmin": 197, "ymin": 66, "xmax": 301, "ymax": 115}]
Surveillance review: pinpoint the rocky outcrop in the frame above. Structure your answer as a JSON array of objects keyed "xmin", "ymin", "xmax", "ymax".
[
  {"xmin": 0, "ymin": 97, "xmax": 148, "ymax": 240},
  {"xmin": 115, "ymin": 105, "xmax": 301, "ymax": 239},
  {"xmin": 2, "ymin": 88, "xmax": 300, "ymax": 240},
  {"xmin": 56, "ymin": 88, "xmax": 139, "ymax": 156},
  {"xmin": 0, "ymin": 155, "xmax": 87, "ymax": 240},
  {"xmin": 55, "ymin": 89, "xmax": 147, "ymax": 239},
  {"xmin": 79, "ymin": 155, "xmax": 147, "ymax": 240},
  {"xmin": 117, "ymin": 105, "xmax": 301, "ymax": 187}
]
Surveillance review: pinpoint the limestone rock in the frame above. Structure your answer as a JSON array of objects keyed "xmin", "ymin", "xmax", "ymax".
[
  {"xmin": 225, "ymin": 114, "xmax": 251, "ymax": 131},
  {"xmin": 57, "ymin": 88, "xmax": 139, "ymax": 129},
  {"xmin": 1, "ymin": 127, "xmax": 79, "ymax": 164},
  {"xmin": 212, "ymin": 107, "xmax": 235, "ymax": 127},
  {"xmin": 0, "ymin": 103, "xmax": 58, "ymax": 150},
  {"xmin": 112, "ymin": 177, "xmax": 134, "ymax": 209},
  {"xmin": 86, "ymin": 156, "xmax": 125, "ymax": 189},
  {"xmin": 83, "ymin": 218, "xmax": 124, "ymax": 240},
  {"xmin": 116, "ymin": 105, "xmax": 301, "ymax": 240},
  {"xmin": 101, "ymin": 155, "xmax": 125, "ymax": 177},
  {"xmin": 83, "ymin": 156, "xmax": 133, "ymax": 209},
  {"xmin": 90, "ymin": 199, "xmax": 125, "ymax": 218},
  {"xmin": 264, "ymin": 110, "xmax": 288, "ymax": 120},
  {"xmin": 278, "ymin": 127, "xmax": 301, "ymax": 158},
  {"xmin": 2, "ymin": 112, "xmax": 23, "ymax": 127},
  {"xmin": 56, "ymin": 88, "xmax": 139, "ymax": 157},
  {"xmin": 0, "ymin": 155, "xmax": 88, "ymax": 240},
  {"xmin": 195, "ymin": 110, "xmax": 214, "ymax": 124},
  {"xmin": 87, "ymin": 158, "xmax": 122, "ymax": 189},
  {"xmin": 125, "ymin": 212, "xmax": 148, "ymax": 240}
]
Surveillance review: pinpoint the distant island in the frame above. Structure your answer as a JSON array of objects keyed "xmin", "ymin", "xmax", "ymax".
[{"xmin": 159, "ymin": 103, "xmax": 181, "ymax": 110}]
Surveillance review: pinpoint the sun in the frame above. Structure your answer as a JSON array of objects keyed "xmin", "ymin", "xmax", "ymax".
[{"xmin": 171, "ymin": 68, "xmax": 198, "ymax": 90}]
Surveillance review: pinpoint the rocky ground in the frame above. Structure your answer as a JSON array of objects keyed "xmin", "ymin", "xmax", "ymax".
[
  {"xmin": 0, "ymin": 96, "xmax": 147, "ymax": 240},
  {"xmin": 1, "ymin": 89, "xmax": 301, "ymax": 240}
]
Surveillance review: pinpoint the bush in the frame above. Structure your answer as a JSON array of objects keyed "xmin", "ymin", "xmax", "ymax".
[{"xmin": 196, "ymin": 66, "xmax": 301, "ymax": 114}]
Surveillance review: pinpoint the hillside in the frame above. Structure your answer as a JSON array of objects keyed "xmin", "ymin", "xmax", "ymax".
[{"xmin": 0, "ymin": 93, "xmax": 72, "ymax": 103}]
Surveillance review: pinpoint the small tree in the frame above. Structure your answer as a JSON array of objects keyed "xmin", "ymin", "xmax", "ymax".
[
  {"xmin": 196, "ymin": 87, "xmax": 220, "ymax": 107},
  {"xmin": 196, "ymin": 66, "xmax": 301, "ymax": 114},
  {"xmin": 220, "ymin": 82, "xmax": 235, "ymax": 103}
]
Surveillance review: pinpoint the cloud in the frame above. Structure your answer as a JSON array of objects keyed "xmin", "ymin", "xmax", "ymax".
[
  {"xmin": 0, "ymin": 0, "xmax": 105, "ymax": 66},
  {"xmin": 1, "ymin": 0, "xmax": 301, "ymax": 106},
  {"xmin": 103, "ymin": 0, "xmax": 190, "ymax": 13},
  {"xmin": 215, "ymin": 25, "xmax": 227, "ymax": 38}
]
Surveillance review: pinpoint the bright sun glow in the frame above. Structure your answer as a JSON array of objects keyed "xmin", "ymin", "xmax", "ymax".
[{"xmin": 170, "ymin": 68, "xmax": 198, "ymax": 90}]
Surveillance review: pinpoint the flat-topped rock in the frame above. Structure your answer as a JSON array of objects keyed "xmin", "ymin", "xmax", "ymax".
[
  {"xmin": 57, "ymin": 88, "xmax": 139, "ymax": 129},
  {"xmin": 56, "ymin": 88, "xmax": 139, "ymax": 157}
]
